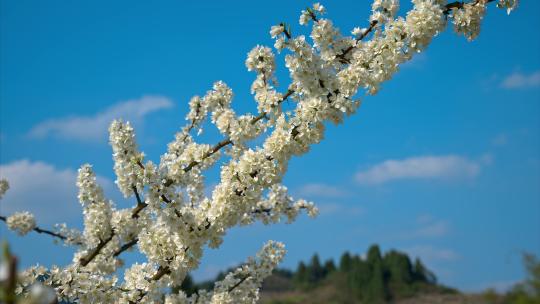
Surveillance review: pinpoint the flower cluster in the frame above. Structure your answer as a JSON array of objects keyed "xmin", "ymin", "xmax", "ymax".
[
  {"xmin": 178, "ymin": 241, "xmax": 286, "ymax": 304},
  {"xmin": 452, "ymin": 0, "xmax": 487, "ymax": 41},
  {"xmin": 6, "ymin": 211, "xmax": 36, "ymax": 236},
  {"xmin": 497, "ymin": 0, "xmax": 519, "ymax": 15},
  {"xmin": 109, "ymin": 120, "xmax": 145, "ymax": 197},
  {"xmin": 0, "ymin": 1, "xmax": 514, "ymax": 303},
  {"xmin": 371, "ymin": 0, "xmax": 400, "ymax": 25},
  {"xmin": 77, "ymin": 164, "xmax": 114, "ymax": 248},
  {"xmin": 243, "ymin": 185, "xmax": 318, "ymax": 225},
  {"xmin": 299, "ymin": 3, "xmax": 325, "ymax": 25}
]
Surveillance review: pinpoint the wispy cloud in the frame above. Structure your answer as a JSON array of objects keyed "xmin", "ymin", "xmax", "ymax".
[
  {"xmin": 392, "ymin": 215, "xmax": 451, "ymax": 240},
  {"xmin": 405, "ymin": 245, "xmax": 459, "ymax": 262},
  {"xmin": 355, "ymin": 155, "xmax": 483, "ymax": 185},
  {"xmin": 412, "ymin": 217, "xmax": 450, "ymax": 238},
  {"xmin": 29, "ymin": 96, "xmax": 173, "ymax": 141},
  {"xmin": 501, "ymin": 70, "xmax": 540, "ymax": 89},
  {"xmin": 297, "ymin": 183, "xmax": 348, "ymax": 198},
  {"xmin": 0, "ymin": 160, "xmax": 113, "ymax": 225}
]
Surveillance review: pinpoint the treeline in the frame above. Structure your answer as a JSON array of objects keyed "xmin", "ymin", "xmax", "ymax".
[
  {"xmin": 288, "ymin": 244, "xmax": 449, "ymax": 302},
  {"xmin": 181, "ymin": 244, "xmax": 454, "ymax": 302}
]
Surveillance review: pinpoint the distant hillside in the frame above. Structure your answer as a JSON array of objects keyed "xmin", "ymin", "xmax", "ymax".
[{"xmin": 182, "ymin": 244, "xmax": 458, "ymax": 303}]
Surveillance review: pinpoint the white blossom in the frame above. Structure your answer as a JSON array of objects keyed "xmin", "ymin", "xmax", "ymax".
[
  {"xmin": 109, "ymin": 120, "xmax": 144, "ymax": 197},
  {"xmin": 452, "ymin": 0, "xmax": 487, "ymax": 41},
  {"xmin": 497, "ymin": 0, "xmax": 519, "ymax": 15},
  {"xmin": 28, "ymin": 283, "xmax": 58, "ymax": 304},
  {"xmin": 269, "ymin": 24, "xmax": 284, "ymax": 38},
  {"xmin": 77, "ymin": 164, "xmax": 113, "ymax": 248},
  {"xmin": 6, "ymin": 211, "xmax": 36, "ymax": 236}
]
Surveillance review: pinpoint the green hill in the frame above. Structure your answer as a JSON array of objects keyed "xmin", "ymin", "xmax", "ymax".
[{"xmin": 183, "ymin": 244, "xmax": 457, "ymax": 303}]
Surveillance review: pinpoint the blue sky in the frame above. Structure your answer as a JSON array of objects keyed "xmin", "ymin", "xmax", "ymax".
[{"xmin": 1, "ymin": 0, "xmax": 539, "ymax": 292}]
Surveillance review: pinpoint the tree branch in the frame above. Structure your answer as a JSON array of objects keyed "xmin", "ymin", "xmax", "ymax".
[
  {"xmin": 173, "ymin": 89, "xmax": 295, "ymax": 180},
  {"xmin": 79, "ymin": 233, "xmax": 115, "ymax": 266},
  {"xmin": 337, "ymin": 0, "xmax": 496, "ymax": 64},
  {"xmin": 0, "ymin": 215, "xmax": 83, "ymax": 245},
  {"xmin": 228, "ymin": 275, "xmax": 250, "ymax": 293},
  {"xmin": 444, "ymin": 0, "xmax": 495, "ymax": 15},
  {"xmin": 336, "ymin": 20, "xmax": 378, "ymax": 63},
  {"xmin": 113, "ymin": 238, "xmax": 138, "ymax": 257}
]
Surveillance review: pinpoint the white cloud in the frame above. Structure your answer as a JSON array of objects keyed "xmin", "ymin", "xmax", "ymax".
[
  {"xmin": 412, "ymin": 220, "xmax": 450, "ymax": 238},
  {"xmin": 297, "ymin": 183, "xmax": 348, "ymax": 198},
  {"xmin": 29, "ymin": 96, "xmax": 173, "ymax": 141},
  {"xmin": 355, "ymin": 155, "xmax": 482, "ymax": 185},
  {"xmin": 501, "ymin": 70, "xmax": 540, "ymax": 89},
  {"xmin": 0, "ymin": 160, "xmax": 113, "ymax": 225},
  {"xmin": 405, "ymin": 245, "xmax": 459, "ymax": 263}
]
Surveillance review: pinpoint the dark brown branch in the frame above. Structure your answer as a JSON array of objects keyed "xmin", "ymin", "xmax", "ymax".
[
  {"xmin": 307, "ymin": 8, "xmax": 319, "ymax": 23},
  {"xmin": 0, "ymin": 215, "xmax": 82, "ymax": 245},
  {"xmin": 182, "ymin": 138, "xmax": 233, "ymax": 173},
  {"xmin": 336, "ymin": 20, "xmax": 378, "ymax": 63},
  {"xmin": 228, "ymin": 275, "xmax": 250, "ymax": 293},
  {"xmin": 134, "ymin": 247, "xmax": 191, "ymax": 303},
  {"xmin": 113, "ymin": 238, "xmax": 138, "ymax": 257},
  {"xmin": 251, "ymin": 205, "xmax": 306, "ymax": 215},
  {"xmin": 131, "ymin": 185, "xmax": 148, "ymax": 219},
  {"xmin": 337, "ymin": 0, "xmax": 496, "ymax": 64},
  {"xmin": 129, "ymin": 266, "xmax": 172, "ymax": 303},
  {"xmin": 79, "ymin": 233, "xmax": 115, "ymax": 266},
  {"xmin": 280, "ymin": 23, "xmax": 291, "ymax": 39},
  {"xmin": 169, "ymin": 88, "xmax": 295, "ymax": 180},
  {"xmin": 151, "ymin": 265, "xmax": 172, "ymax": 281},
  {"xmin": 131, "ymin": 201, "xmax": 148, "ymax": 219},
  {"xmin": 444, "ymin": 0, "xmax": 495, "ymax": 15}
]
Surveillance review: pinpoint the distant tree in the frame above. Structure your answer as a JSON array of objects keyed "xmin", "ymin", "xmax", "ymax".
[
  {"xmin": 383, "ymin": 250, "xmax": 414, "ymax": 297},
  {"xmin": 504, "ymin": 253, "xmax": 540, "ymax": 304},
  {"xmin": 294, "ymin": 261, "xmax": 309, "ymax": 287},
  {"xmin": 323, "ymin": 259, "xmax": 336, "ymax": 276},
  {"xmin": 340, "ymin": 252, "xmax": 353, "ymax": 273},
  {"xmin": 308, "ymin": 254, "xmax": 324, "ymax": 283},
  {"xmin": 367, "ymin": 245, "xmax": 382, "ymax": 265},
  {"xmin": 523, "ymin": 253, "xmax": 540, "ymax": 297},
  {"xmin": 349, "ymin": 257, "xmax": 370, "ymax": 300},
  {"xmin": 273, "ymin": 268, "xmax": 294, "ymax": 279},
  {"xmin": 413, "ymin": 258, "xmax": 437, "ymax": 284},
  {"xmin": 366, "ymin": 257, "xmax": 388, "ymax": 303}
]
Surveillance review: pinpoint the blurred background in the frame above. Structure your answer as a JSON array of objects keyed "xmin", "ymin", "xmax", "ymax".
[{"xmin": 1, "ymin": 0, "xmax": 539, "ymax": 302}]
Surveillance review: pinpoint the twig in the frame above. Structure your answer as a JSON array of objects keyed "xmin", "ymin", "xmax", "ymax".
[
  {"xmin": 113, "ymin": 238, "xmax": 138, "ymax": 257},
  {"xmin": 0, "ymin": 215, "xmax": 82, "ymax": 245}
]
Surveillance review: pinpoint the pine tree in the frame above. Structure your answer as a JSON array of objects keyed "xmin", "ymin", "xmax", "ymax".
[
  {"xmin": 308, "ymin": 254, "xmax": 324, "ymax": 283},
  {"xmin": 340, "ymin": 251, "xmax": 353, "ymax": 273},
  {"xmin": 323, "ymin": 259, "xmax": 336, "ymax": 277},
  {"xmin": 366, "ymin": 258, "xmax": 388, "ymax": 303},
  {"xmin": 294, "ymin": 261, "xmax": 309, "ymax": 288},
  {"xmin": 383, "ymin": 250, "xmax": 414, "ymax": 297}
]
